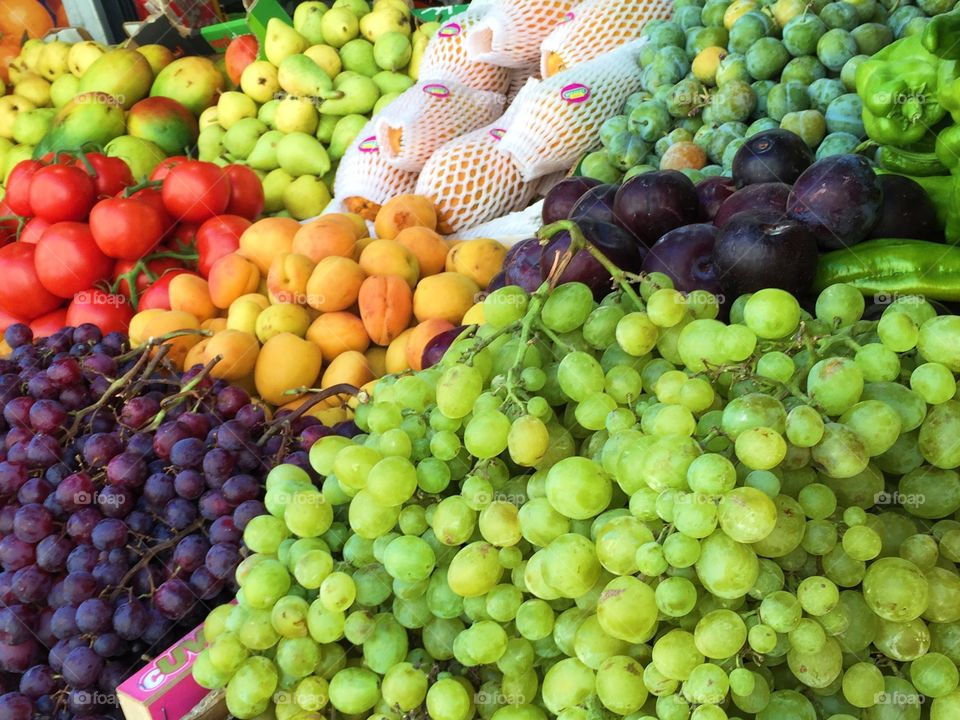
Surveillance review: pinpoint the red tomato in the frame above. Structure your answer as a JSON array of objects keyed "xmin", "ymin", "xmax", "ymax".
[
  {"xmin": 5, "ymin": 159, "xmax": 44, "ymax": 216},
  {"xmin": 168, "ymin": 222, "xmax": 199, "ymax": 254},
  {"xmin": 113, "ymin": 256, "xmax": 184, "ymax": 300},
  {"xmin": 195, "ymin": 215, "xmax": 250, "ymax": 277},
  {"xmin": 224, "ymin": 165, "xmax": 265, "ymax": 220},
  {"xmin": 19, "ymin": 216, "xmax": 50, "ymax": 245},
  {"xmin": 28, "ymin": 165, "xmax": 96, "ymax": 223},
  {"xmin": 139, "ymin": 268, "xmax": 194, "ymax": 311},
  {"xmin": 30, "ymin": 308, "xmax": 69, "ymax": 338},
  {"xmin": 127, "ymin": 187, "xmax": 176, "ymax": 237},
  {"xmin": 161, "ymin": 161, "xmax": 231, "ymax": 224},
  {"xmin": 0, "ymin": 307, "xmax": 27, "ymax": 334},
  {"xmin": 66, "ymin": 289, "xmax": 133, "ymax": 335},
  {"xmin": 34, "ymin": 222, "xmax": 115, "ymax": 299},
  {"xmin": 88, "ymin": 197, "xmax": 168, "ymax": 260},
  {"xmin": 0, "ymin": 243, "xmax": 63, "ymax": 320},
  {"xmin": 150, "ymin": 155, "xmax": 190, "ymax": 183},
  {"xmin": 82, "ymin": 153, "xmax": 134, "ymax": 198}
]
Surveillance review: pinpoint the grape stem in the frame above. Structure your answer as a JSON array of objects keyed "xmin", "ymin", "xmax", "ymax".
[
  {"xmin": 257, "ymin": 383, "xmax": 361, "ymax": 446},
  {"xmin": 503, "ymin": 286, "xmax": 548, "ymax": 411},
  {"xmin": 537, "ymin": 220, "xmax": 645, "ymax": 311},
  {"xmin": 145, "ymin": 355, "xmax": 224, "ymax": 431},
  {"xmin": 106, "ymin": 518, "xmax": 205, "ymax": 602}
]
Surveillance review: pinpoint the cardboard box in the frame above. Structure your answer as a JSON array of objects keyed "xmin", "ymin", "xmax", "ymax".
[{"xmin": 117, "ymin": 621, "xmax": 226, "ymax": 720}]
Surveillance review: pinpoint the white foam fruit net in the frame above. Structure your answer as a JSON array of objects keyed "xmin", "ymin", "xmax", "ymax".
[
  {"xmin": 498, "ymin": 40, "xmax": 646, "ymax": 181},
  {"xmin": 417, "ymin": 12, "xmax": 511, "ymax": 93},
  {"xmin": 464, "ymin": 0, "xmax": 581, "ymax": 69},
  {"xmin": 374, "ymin": 80, "xmax": 507, "ymax": 172},
  {"xmin": 540, "ymin": 0, "xmax": 673, "ymax": 77},
  {"xmin": 332, "ymin": 119, "xmax": 419, "ymax": 219},
  {"xmin": 506, "ymin": 63, "xmax": 539, "ymax": 105},
  {"xmin": 414, "ymin": 119, "xmax": 541, "ymax": 235}
]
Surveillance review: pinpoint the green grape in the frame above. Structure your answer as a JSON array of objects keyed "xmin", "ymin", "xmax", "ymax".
[
  {"xmin": 841, "ymin": 525, "xmax": 882, "ymax": 561},
  {"xmin": 207, "ymin": 631, "xmax": 248, "ymax": 675},
  {"xmin": 656, "ymin": 693, "xmax": 691, "ymax": 720},
  {"xmin": 584, "ymin": 304, "xmax": 626, "ymax": 349},
  {"xmin": 542, "ymin": 533, "xmax": 601, "ymax": 598},
  {"xmin": 797, "ymin": 483, "xmax": 837, "ymax": 520},
  {"xmin": 545, "ymin": 457, "xmax": 612, "ymax": 520},
  {"xmin": 244, "ymin": 515, "xmax": 290, "ymax": 554},
  {"xmin": 796, "ymin": 575, "xmax": 839, "ymax": 616},
  {"xmin": 729, "ymin": 667, "xmax": 755, "ymax": 696},
  {"xmin": 910, "ymin": 362, "xmax": 957, "ymax": 405},
  {"xmin": 318, "ymin": 571, "xmax": 356, "ymax": 612},
  {"xmin": 276, "ymin": 636, "xmax": 322, "ymax": 678},
  {"xmin": 899, "ymin": 533, "xmax": 939, "ymax": 569},
  {"xmin": 687, "ymin": 453, "xmax": 737, "ymax": 494},
  {"xmin": 785, "ymin": 405, "xmax": 824, "ymax": 448},
  {"xmin": 855, "ymin": 343, "xmax": 901, "ymax": 382},
  {"xmin": 309, "ymin": 436, "xmax": 353, "ymax": 476},
  {"xmin": 652, "ymin": 629, "xmax": 703, "ymax": 681},
  {"xmin": 647, "ymin": 288, "xmax": 688, "ymax": 328},
  {"xmin": 683, "ymin": 662, "xmax": 730, "ymax": 704},
  {"xmin": 734, "ymin": 426, "xmax": 787, "ymax": 470},
  {"xmin": 596, "ymin": 655, "xmax": 649, "ymax": 714},
  {"xmin": 687, "ymin": 289, "xmax": 720, "ymax": 319},
  {"xmin": 656, "ymin": 576, "xmax": 698, "ymax": 618},
  {"xmin": 343, "ymin": 610, "xmax": 377, "ymax": 644},
  {"xmin": 679, "ymin": 377, "xmax": 715, "ymax": 413},
  {"xmin": 919, "ymin": 401, "xmax": 960, "ymax": 469},
  {"xmin": 596, "ymin": 575, "xmax": 658, "ymax": 643},
  {"xmin": 744, "ymin": 289, "xmax": 801, "ymax": 339},
  {"xmin": 807, "ymin": 357, "xmax": 864, "ymax": 416},
  {"xmin": 721, "ymin": 324, "xmax": 758, "ymax": 362},
  {"xmin": 694, "ymin": 609, "xmax": 747, "ymax": 659},
  {"xmin": 862, "ymin": 557, "xmax": 929, "ymax": 622},
  {"xmin": 447, "ymin": 541, "xmax": 503, "ymax": 597},
  {"xmin": 840, "ymin": 400, "xmax": 902, "ymax": 457},
  {"xmin": 271, "ymin": 596, "xmax": 310, "ymax": 638},
  {"xmin": 911, "ymin": 652, "xmax": 959, "ymax": 698},
  {"xmin": 465, "ymin": 410, "xmax": 511, "ymax": 459},
  {"xmin": 747, "ymin": 623, "xmax": 778, "ymax": 653},
  {"xmin": 932, "ymin": 690, "xmax": 960, "ymax": 720},
  {"xmin": 484, "ymin": 286, "xmax": 529, "ymax": 328},
  {"xmin": 244, "ymin": 559, "xmax": 291, "ymax": 609},
  {"xmin": 605, "ymin": 365, "xmax": 643, "ymax": 404},
  {"xmin": 788, "ymin": 617, "xmax": 826, "ymax": 654},
  {"xmin": 815, "ymin": 283, "xmax": 864, "ymax": 328},
  {"xmin": 840, "ymin": 662, "xmax": 884, "ymax": 708},
  {"xmin": 617, "ymin": 312, "xmax": 660, "ymax": 356},
  {"xmin": 878, "ymin": 310, "xmax": 919, "ymax": 352},
  {"xmin": 542, "ymin": 282, "xmax": 594, "ymax": 333},
  {"xmin": 636, "ymin": 541, "xmax": 668, "ymax": 576},
  {"xmin": 437, "ymin": 365, "xmax": 484, "ymax": 419},
  {"xmin": 718, "ymin": 487, "xmax": 777, "ymax": 543},
  {"xmin": 363, "ymin": 614, "xmax": 408, "ymax": 673},
  {"xmin": 294, "ymin": 675, "xmax": 329, "ymax": 711},
  {"xmin": 756, "ymin": 351, "xmax": 795, "ymax": 383},
  {"xmin": 811, "ymin": 423, "xmax": 870, "ymax": 479},
  {"xmin": 759, "ymin": 591, "xmax": 802, "ymax": 633},
  {"xmin": 558, "ymin": 351, "xmax": 606, "ymax": 402},
  {"xmin": 328, "ymin": 666, "xmax": 380, "ymax": 714},
  {"xmin": 695, "ymin": 530, "xmax": 760, "ymax": 599},
  {"xmin": 644, "ymin": 662, "xmax": 679, "ymax": 696},
  {"xmin": 518, "ymin": 497, "xmax": 570, "ymax": 546},
  {"xmin": 842, "ymin": 506, "xmax": 867, "ymax": 526},
  {"xmin": 757, "ymin": 689, "xmax": 816, "ymax": 720},
  {"xmin": 664, "ymin": 531, "xmax": 701, "ymax": 568},
  {"xmin": 540, "ymin": 658, "xmax": 596, "ymax": 715},
  {"xmin": 722, "ymin": 393, "xmax": 787, "ymax": 438},
  {"xmin": 462, "ymin": 474, "xmax": 494, "ymax": 511},
  {"xmin": 744, "ymin": 470, "xmax": 780, "ymax": 497}
]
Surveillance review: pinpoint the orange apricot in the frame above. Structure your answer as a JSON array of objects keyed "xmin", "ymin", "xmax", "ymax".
[
  {"xmin": 446, "ymin": 238, "xmax": 508, "ymax": 289},
  {"xmin": 405, "ymin": 318, "xmax": 455, "ymax": 371},
  {"xmin": 254, "ymin": 332, "xmax": 323, "ymax": 405},
  {"xmin": 208, "ymin": 253, "xmax": 261, "ymax": 309},
  {"xmin": 201, "ymin": 318, "xmax": 228, "ymax": 333},
  {"xmin": 394, "ymin": 226, "xmax": 449, "ymax": 277},
  {"xmin": 660, "ymin": 141, "xmax": 707, "ymax": 171},
  {"xmin": 184, "ymin": 338, "xmax": 210, "ymax": 372},
  {"xmin": 357, "ymin": 275, "xmax": 413, "ymax": 346},
  {"xmin": 412, "ymin": 272, "xmax": 481, "ymax": 324},
  {"xmin": 385, "ymin": 327, "xmax": 415, "ymax": 374},
  {"xmin": 306, "ymin": 312, "xmax": 370, "ymax": 360},
  {"xmin": 321, "ymin": 350, "xmax": 375, "ymax": 389},
  {"xmin": 238, "ymin": 217, "xmax": 300, "ymax": 273},
  {"xmin": 204, "ymin": 329, "xmax": 260, "ymax": 380},
  {"xmin": 267, "ymin": 253, "xmax": 316, "ymax": 305},
  {"xmin": 129, "ymin": 309, "xmax": 165, "ymax": 346},
  {"xmin": 169, "ymin": 274, "xmax": 217, "ymax": 323},
  {"xmin": 305, "ymin": 256, "xmax": 367, "ymax": 312},
  {"xmin": 292, "ymin": 217, "xmax": 359, "ymax": 263},
  {"xmin": 141, "ymin": 310, "xmax": 201, "ymax": 370},
  {"xmin": 374, "ymin": 194, "xmax": 438, "ymax": 239},
  {"xmin": 358, "ymin": 239, "xmax": 420, "ymax": 288}
]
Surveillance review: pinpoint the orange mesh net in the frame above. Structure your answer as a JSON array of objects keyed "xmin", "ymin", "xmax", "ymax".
[{"xmin": 464, "ymin": 0, "xmax": 581, "ymax": 69}]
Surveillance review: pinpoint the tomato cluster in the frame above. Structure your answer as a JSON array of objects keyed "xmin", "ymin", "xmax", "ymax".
[{"xmin": 0, "ymin": 154, "xmax": 264, "ymax": 338}]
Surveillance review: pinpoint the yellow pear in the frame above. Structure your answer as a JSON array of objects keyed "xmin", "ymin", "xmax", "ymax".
[
  {"xmin": 304, "ymin": 45, "xmax": 343, "ymax": 79},
  {"xmin": 199, "ymin": 106, "xmax": 220, "ymax": 130},
  {"xmin": 19, "ymin": 40, "xmax": 45, "ymax": 72},
  {"xmin": 274, "ymin": 96, "xmax": 319, "ymax": 134},
  {"xmin": 13, "ymin": 74, "xmax": 51, "ymax": 107},
  {"xmin": 67, "ymin": 41, "xmax": 106, "ymax": 77},
  {"xmin": 0, "ymin": 95, "xmax": 36, "ymax": 140},
  {"xmin": 37, "ymin": 41, "xmax": 71, "ymax": 82},
  {"xmin": 373, "ymin": 0, "xmax": 412, "ymax": 17},
  {"xmin": 240, "ymin": 61, "xmax": 281, "ymax": 104},
  {"xmin": 264, "ymin": 18, "xmax": 310, "ymax": 67},
  {"xmin": 359, "ymin": 7, "xmax": 412, "ymax": 42}
]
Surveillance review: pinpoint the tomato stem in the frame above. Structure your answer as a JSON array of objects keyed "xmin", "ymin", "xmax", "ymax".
[{"xmin": 122, "ymin": 179, "xmax": 163, "ymax": 197}]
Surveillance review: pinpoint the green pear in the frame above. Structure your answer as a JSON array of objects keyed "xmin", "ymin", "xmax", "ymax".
[
  {"xmin": 373, "ymin": 0, "xmax": 411, "ymax": 17},
  {"xmin": 321, "ymin": 8, "xmax": 361, "ymax": 48},
  {"xmin": 217, "ymin": 91, "xmax": 258, "ymax": 129},
  {"xmin": 199, "ymin": 106, "xmax": 220, "ymax": 130},
  {"xmin": 258, "ymin": 99, "xmax": 280, "ymax": 129},
  {"xmin": 333, "ymin": 0, "xmax": 371, "ymax": 19},
  {"xmin": 276, "ymin": 131, "xmax": 331, "ymax": 177},
  {"xmin": 4, "ymin": 144, "xmax": 35, "ymax": 183},
  {"xmin": 408, "ymin": 30, "xmax": 429, "ymax": 80},
  {"xmin": 420, "ymin": 21, "xmax": 441, "ymax": 38},
  {"xmin": 283, "ymin": 174, "xmax": 332, "ymax": 220},
  {"xmin": 67, "ymin": 41, "xmax": 105, "ymax": 77},
  {"xmin": 322, "ymin": 165, "xmax": 338, "ymax": 190},
  {"xmin": 339, "ymin": 39, "xmax": 379, "ymax": 77},
  {"xmin": 319, "ymin": 74, "xmax": 380, "ymax": 115},
  {"xmin": 247, "ymin": 130, "xmax": 285, "ymax": 171},
  {"xmin": 274, "ymin": 96, "xmax": 319, "ymax": 134},
  {"xmin": 372, "ymin": 70, "xmax": 414, "ymax": 95},
  {"xmin": 293, "ymin": 1, "xmax": 329, "ymax": 45},
  {"xmin": 197, "ymin": 124, "xmax": 227, "ymax": 162},
  {"xmin": 373, "ymin": 32, "xmax": 411, "ymax": 71},
  {"xmin": 264, "ymin": 18, "xmax": 311, "ymax": 67},
  {"xmin": 316, "ymin": 113, "xmax": 340, "ymax": 144},
  {"xmin": 222, "ymin": 117, "xmax": 267, "ymax": 160},
  {"xmin": 0, "ymin": 138, "xmax": 12, "ymax": 175},
  {"xmin": 240, "ymin": 61, "xmax": 281, "ymax": 104},
  {"xmin": 50, "ymin": 74, "xmax": 80, "ymax": 108},
  {"xmin": 105, "ymin": 136, "xmax": 167, "ymax": 180},
  {"xmin": 373, "ymin": 91, "xmax": 400, "ymax": 114},
  {"xmin": 305, "ymin": 45, "xmax": 343, "ymax": 79},
  {"xmin": 278, "ymin": 55, "xmax": 338, "ymax": 98},
  {"xmin": 359, "ymin": 8, "xmax": 412, "ymax": 43},
  {"xmin": 333, "ymin": 71, "xmax": 363, "ymax": 89},
  {"xmin": 12, "ymin": 108, "xmax": 55, "ymax": 146},
  {"xmin": 262, "ymin": 168, "xmax": 294, "ymax": 213},
  {"xmin": 329, "ymin": 114, "xmax": 368, "ymax": 160}
]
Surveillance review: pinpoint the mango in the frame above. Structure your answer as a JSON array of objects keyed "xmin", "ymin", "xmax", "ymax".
[
  {"xmin": 358, "ymin": 239, "xmax": 419, "ymax": 288},
  {"xmin": 126, "ymin": 96, "xmax": 199, "ymax": 155},
  {"xmin": 150, "ymin": 56, "xmax": 225, "ymax": 116},
  {"xmin": 79, "ymin": 49, "xmax": 153, "ymax": 109},
  {"xmin": 307, "ymin": 312, "xmax": 370, "ymax": 360},
  {"xmin": 209, "ymin": 253, "xmax": 261, "ymax": 309},
  {"xmin": 255, "ymin": 333, "xmax": 323, "ymax": 405},
  {"xmin": 406, "ymin": 318, "xmax": 454, "ymax": 371},
  {"xmin": 239, "ymin": 217, "xmax": 301, "ymax": 273},
  {"xmin": 358, "ymin": 274, "xmax": 412, "ymax": 346},
  {"xmin": 373, "ymin": 194, "xmax": 437, "ymax": 239},
  {"xmin": 306, "ymin": 256, "xmax": 367, "ymax": 312}
]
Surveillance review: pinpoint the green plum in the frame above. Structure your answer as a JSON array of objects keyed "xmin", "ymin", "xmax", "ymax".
[
  {"xmin": 824, "ymin": 93, "xmax": 864, "ymax": 136},
  {"xmin": 781, "ymin": 56, "xmax": 826, "ymax": 85},
  {"xmin": 808, "ymin": 77, "xmax": 845, "ymax": 114},
  {"xmin": 666, "ymin": 78, "xmax": 705, "ymax": 118},
  {"xmin": 628, "ymin": 101, "xmax": 673, "ymax": 142},
  {"xmin": 815, "ymin": 131, "xmax": 861, "ymax": 159},
  {"xmin": 599, "ymin": 115, "xmax": 629, "ymax": 148},
  {"xmin": 782, "ymin": 14, "xmax": 827, "ymax": 56},
  {"xmin": 711, "ymin": 80, "xmax": 757, "ymax": 123},
  {"xmin": 729, "ymin": 11, "xmax": 775, "ymax": 54},
  {"xmin": 701, "ymin": 0, "xmax": 733, "ymax": 27},
  {"xmin": 817, "ymin": 28, "xmax": 858, "ymax": 72},
  {"xmin": 780, "ymin": 110, "xmax": 827, "ymax": 148},
  {"xmin": 745, "ymin": 38, "xmax": 790, "ymax": 80},
  {"xmin": 746, "ymin": 117, "xmax": 781, "ymax": 136},
  {"xmin": 851, "ymin": 22, "xmax": 893, "ymax": 55},
  {"xmin": 716, "ymin": 53, "xmax": 751, "ymax": 86},
  {"xmin": 766, "ymin": 81, "xmax": 810, "ymax": 122},
  {"xmin": 751, "ymin": 79, "xmax": 776, "ymax": 118},
  {"xmin": 820, "ymin": 2, "xmax": 860, "ymax": 31}
]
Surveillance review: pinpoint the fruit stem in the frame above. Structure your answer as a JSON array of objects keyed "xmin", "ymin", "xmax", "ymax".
[
  {"xmin": 107, "ymin": 518, "xmax": 205, "ymax": 602},
  {"xmin": 258, "ymin": 383, "xmax": 362, "ymax": 446},
  {"xmin": 145, "ymin": 355, "xmax": 224, "ymax": 431},
  {"xmin": 503, "ymin": 285, "xmax": 549, "ymax": 410},
  {"xmin": 122, "ymin": 179, "xmax": 164, "ymax": 197}
]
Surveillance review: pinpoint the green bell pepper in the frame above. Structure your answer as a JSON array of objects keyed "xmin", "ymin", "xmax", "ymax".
[
  {"xmin": 923, "ymin": 6, "xmax": 960, "ymax": 61},
  {"xmin": 856, "ymin": 34, "xmax": 954, "ymax": 147}
]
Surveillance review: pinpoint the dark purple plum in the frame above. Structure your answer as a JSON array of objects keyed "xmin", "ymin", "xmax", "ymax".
[
  {"xmin": 422, "ymin": 326, "xmax": 469, "ymax": 370},
  {"xmin": 713, "ymin": 210, "xmax": 819, "ymax": 298},
  {"xmin": 732, "ymin": 129, "xmax": 813, "ymax": 187},
  {"xmin": 541, "ymin": 233, "xmax": 610, "ymax": 296},
  {"xmin": 643, "ymin": 224, "xmax": 722, "ymax": 295},
  {"xmin": 613, "ymin": 170, "xmax": 699, "ymax": 247},
  {"xmin": 713, "ymin": 182, "xmax": 791, "ymax": 228},
  {"xmin": 541, "ymin": 176, "xmax": 601, "ymax": 224},
  {"xmin": 786, "ymin": 154, "xmax": 883, "ymax": 250},
  {"xmin": 868, "ymin": 174, "xmax": 940, "ymax": 241},
  {"xmin": 502, "ymin": 239, "xmax": 543, "ymax": 292},
  {"xmin": 569, "ymin": 184, "xmax": 619, "ymax": 226},
  {"xmin": 695, "ymin": 176, "xmax": 737, "ymax": 222}
]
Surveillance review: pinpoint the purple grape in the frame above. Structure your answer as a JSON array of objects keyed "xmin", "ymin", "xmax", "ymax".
[
  {"xmin": 144, "ymin": 473, "xmax": 176, "ymax": 508},
  {"xmin": 236, "ymin": 448, "xmax": 261, "ymax": 472},
  {"xmin": 113, "ymin": 600, "xmax": 147, "ymax": 641},
  {"xmin": 642, "ymin": 224, "xmax": 722, "ymax": 295},
  {"xmin": 11, "ymin": 566, "xmax": 52, "ymax": 604},
  {"xmin": 66, "ymin": 545, "xmax": 98, "ymax": 575},
  {"xmin": 4, "ymin": 324, "xmax": 32, "ymax": 349},
  {"xmin": 177, "ymin": 412, "xmax": 211, "ymax": 439},
  {"xmin": 0, "ymin": 461, "xmax": 27, "ymax": 495},
  {"xmin": 81, "ymin": 353, "xmax": 116, "ymax": 377},
  {"xmin": 59, "ymin": 384, "xmax": 91, "ymax": 410},
  {"xmin": 56, "ymin": 472, "xmax": 94, "ymax": 511},
  {"xmin": 0, "ymin": 639, "xmax": 40, "ymax": 674},
  {"xmin": 5, "ymin": 428, "xmax": 31, "ymax": 450},
  {"xmin": 299, "ymin": 424, "xmax": 332, "ymax": 453},
  {"xmin": 28, "ymin": 400, "xmax": 66, "ymax": 434},
  {"xmin": 204, "ymin": 542, "xmax": 241, "ymax": 580},
  {"xmin": 189, "ymin": 567, "xmax": 224, "ymax": 600},
  {"xmin": 75, "ymin": 598, "xmax": 113, "ymax": 634},
  {"xmin": 92, "ymin": 563, "xmax": 125, "ymax": 587},
  {"xmin": 216, "ymin": 420, "xmax": 251, "ymax": 452},
  {"xmin": 215, "ymin": 386, "xmax": 250, "ymax": 418},
  {"xmin": 72, "ymin": 324, "xmax": 102, "ymax": 345},
  {"xmin": 233, "ymin": 500, "xmax": 266, "ymax": 531},
  {"xmin": 164, "ymin": 498, "xmax": 198, "ymax": 530},
  {"xmin": 36, "ymin": 606, "xmax": 55, "ymax": 647},
  {"xmin": 92, "ymin": 632, "xmax": 124, "ymax": 658},
  {"xmin": 202, "ymin": 448, "xmax": 235, "ymax": 486},
  {"xmin": 695, "ymin": 176, "xmax": 737, "ymax": 222},
  {"xmin": 613, "ymin": 170, "xmax": 700, "ymax": 247},
  {"xmin": 90, "ymin": 519, "xmax": 127, "ymax": 551},
  {"xmin": 732, "ymin": 129, "xmax": 813, "ymax": 187},
  {"xmin": 46, "ymin": 358, "xmax": 81, "ymax": 388},
  {"xmin": 120, "ymin": 396, "xmax": 160, "ymax": 429},
  {"xmin": 0, "ymin": 572, "xmax": 15, "ymax": 605},
  {"xmin": 82, "ymin": 433, "xmax": 123, "ymax": 468},
  {"xmin": 332, "ymin": 420, "xmax": 360, "ymax": 438},
  {"xmin": 222, "ymin": 474, "xmax": 260, "ymax": 505},
  {"xmin": 199, "ymin": 491, "xmax": 230, "ymax": 520},
  {"xmin": 0, "ymin": 505, "xmax": 14, "ymax": 533},
  {"xmin": 61, "ymin": 572, "xmax": 97, "ymax": 604},
  {"xmin": 541, "ymin": 232, "xmax": 610, "ymax": 294},
  {"xmin": 174, "ymin": 535, "xmax": 210, "ymax": 573},
  {"xmin": 13, "ymin": 504, "xmax": 53, "ymax": 543},
  {"xmin": 542, "ymin": 176, "xmax": 602, "ymax": 224},
  {"xmin": 96, "ymin": 485, "xmax": 133, "ymax": 519},
  {"xmin": 19, "ymin": 665, "xmax": 55, "ymax": 698},
  {"xmin": 5, "ymin": 442, "xmax": 26, "ymax": 465},
  {"xmin": 569, "ymin": 183, "xmax": 619, "ymax": 225},
  {"xmin": 88, "ymin": 408, "xmax": 115, "ymax": 433},
  {"xmin": 3, "ymin": 398, "xmax": 32, "ymax": 429},
  {"xmin": 127, "ymin": 431, "xmax": 155, "ymax": 459},
  {"xmin": 209, "ymin": 516, "xmax": 241, "ymax": 545},
  {"xmin": 17, "ymin": 477, "xmax": 52, "ymax": 505},
  {"xmin": 61, "ymin": 646, "xmax": 104, "ymax": 688},
  {"xmin": 106, "ymin": 453, "xmax": 147, "ymax": 487},
  {"xmin": 0, "ymin": 605, "xmax": 36, "ymax": 644},
  {"xmin": 154, "ymin": 579, "xmax": 194, "ymax": 620},
  {"xmin": 0, "ymin": 536, "xmax": 35, "ymax": 571},
  {"xmin": 0, "ymin": 692, "xmax": 32, "ymax": 720},
  {"xmin": 126, "ymin": 511, "xmax": 152, "ymax": 535},
  {"xmin": 132, "ymin": 565, "xmax": 164, "ymax": 597},
  {"xmin": 35, "ymin": 536, "xmax": 72, "ymax": 573},
  {"xmin": 235, "ymin": 404, "xmax": 266, "ymax": 430},
  {"xmin": 170, "ymin": 438, "xmax": 204, "ymax": 468}
]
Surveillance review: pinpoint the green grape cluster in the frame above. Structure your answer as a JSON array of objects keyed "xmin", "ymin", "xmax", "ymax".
[{"xmin": 194, "ymin": 274, "xmax": 960, "ymax": 720}]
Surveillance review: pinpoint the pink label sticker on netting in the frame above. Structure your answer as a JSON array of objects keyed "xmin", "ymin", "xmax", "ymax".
[
  {"xmin": 358, "ymin": 136, "xmax": 379, "ymax": 153},
  {"xmin": 559, "ymin": 11, "xmax": 575, "ymax": 22},
  {"xmin": 422, "ymin": 83, "xmax": 452, "ymax": 98},
  {"xmin": 561, "ymin": 83, "xmax": 591, "ymax": 103},
  {"xmin": 489, "ymin": 128, "xmax": 506, "ymax": 140},
  {"xmin": 438, "ymin": 22, "xmax": 462, "ymax": 37}
]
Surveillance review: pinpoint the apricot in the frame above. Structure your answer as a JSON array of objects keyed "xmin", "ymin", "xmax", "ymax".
[
  {"xmin": 209, "ymin": 253, "xmax": 261, "ymax": 309},
  {"xmin": 358, "ymin": 275, "xmax": 413, "ymax": 346},
  {"xmin": 394, "ymin": 226, "xmax": 449, "ymax": 277},
  {"xmin": 321, "ymin": 350, "xmax": 375, "ymax": 389},
  {"xmin": 226, "ymin": 293, "xmax": 270, "ymax": 335},
  {"xmin": 238, "ymin": 217, "xmax": 300, "ymax": 273},
  {"xmin": 267, "ymin": 253, "xmax": 316, "ymax": 305},
  {"xmin": 342, "ymin": 213, "xmax": 368, "ymax": 239},
  {"xmin": 384, "ymin": 327, "xmax": 415, "ymax": 374},
  {"xmin": 447, "ymin": 238, "xmax": 508, "ymax": 289},
  {"xmin": 201, "ymin": 318, "xmax": 228, "ymax": 333},
  {"xmin": 345, "ymin": 195, "xmax": 380, "ymax": 221},
  {"xmin": 358, "ymin": 239, "xmax": 420, "ymax": 288},
  {"xmin": 305, "ymin": 256, "xmax": 367, "ymax": 312},
  {"xmin": 129, "ymin": 309, "xmax": 165, "ymax": 346},
  {"xmin": 307, "ymin": 312, "xmax": 370, "ymax": 360},
  {"xmin": 413, "ymin": 272, "xmax": 480, "ymax": 325},
  {"xmin": 255, "ymin": 303, "xmax": 311, "ymax": 343},
  {"xmin": 204, "ymin": 329, "xmax": 260, "ymax": 380},
  {"xmin": 282, "ymin": 397, "xmax": 352, "ymax": 425},
  {"xmin": 365, "ymin": 346, "xmax": 388, "ymax": 378},
  {"xmin": 354, "ymin": 236, "xmax": 374, "ymax": 257},
  {"xmin": 169, "ymin": 274, "xmax": 217, "ymax": 323},
  {"xmin": 184, "ymin": 338, "xmax": 210, "ymax": 372},
  {"xmin": 660, "ymin": 141, "xmax": 707, "ymax": 171},
  {"xmin": 255, "ymin": 332, "xmax": 323, "ymax": 406},
  {"xmin": 405, "ymin": 319, "xmax": 454, "ymax": 372},
  {"xmin": 292, "ymin": 217, "xmax": 358, "ymax": 263},
  {"xmin": 141, "ymin": 310, "xmax": 202, "ymax": 370},
  {"xmin": 462, "ymin": 302, "xmax": 485, "ymax": 325},
  {"xmin": 374, "ymin": 194, "xmax": 438, "ymax": 240}
]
